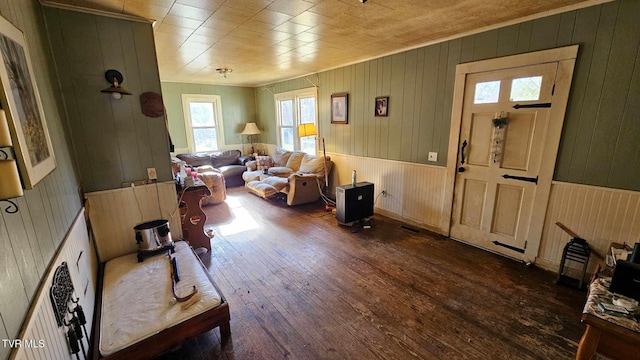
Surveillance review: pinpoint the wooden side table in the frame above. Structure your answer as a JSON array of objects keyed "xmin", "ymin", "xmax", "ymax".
[
  {"xmin": 180, "ymin": 181, "xmax": 211, "ymax": 252},
  {"xmin": 576, "ymin": 277, "xmax": 640, "ymax": 360}
]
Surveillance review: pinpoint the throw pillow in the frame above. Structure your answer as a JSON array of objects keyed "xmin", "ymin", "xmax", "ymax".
[
  {"xmin": 299, "ymin": 154, "xmax": 326, "ymax": 178},
  {"xmin": 285, "ymin": 151, "xmax": 305, "ymax": 171},
  {"xmin": 272, "ymin": 147, "xmax": 292, "ymax": 166},
  {"xmin": 256, "ymin": 155, "xmax": 273, "ymax": 171}
]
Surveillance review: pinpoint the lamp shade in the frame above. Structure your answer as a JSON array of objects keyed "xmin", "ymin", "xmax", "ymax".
[
  {"xmin": 0, "ymin": 109, "xmax": 12, "ymax": 147},
  {"xmin": 241, "ymin": 122, "xmax": 261, "ymax": 135},
  {"xmin": 298, "ymin": 123, "xmax": 317, "ymax": 137},
  {"xmin": 0, "ymin": 160, "xmax": 23, "ymax": 199}
]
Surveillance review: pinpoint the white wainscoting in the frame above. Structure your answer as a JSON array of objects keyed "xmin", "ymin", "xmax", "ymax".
[
  {"xmin": 11, "ymin": 209, "xmax": 97, "ymax": 360},
  {"xmin": 326, "ymin": 152, "xmax": 447, "ymax": 233},
  {"xmin": 537, "ymin": 181, "xmax": 640, "ymax": 272},
  {"xmin": 84, "ymin": 181, "xmax": 182, "ymax": 262},
  {"xmin": 328, "ymin": 155, "xmax": 640, "ymax": 273}
]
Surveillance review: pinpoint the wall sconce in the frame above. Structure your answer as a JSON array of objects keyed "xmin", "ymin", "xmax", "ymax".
[
  {"xmin": 240, "ymin": 122, "xmax": 261, "ymax": 154},
  {"xmin": 100, "ymin": 69, "xmax": 132, "ymax": 99},
  {"xmin": 216, "ymin": 68, "xmax": 232, "ymax": 78},
  {"xmin": 0, "ymin": 109, "xmax": 23, "ymax": 213}
]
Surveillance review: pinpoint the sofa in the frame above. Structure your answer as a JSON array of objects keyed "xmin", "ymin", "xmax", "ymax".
[
  {"xmin": 242, "ymin": 147, "xmax": 332, "ymax": 206},
  {"xmin": 175, "ymin": 149, "xmax": 249, "ymax": 187}
]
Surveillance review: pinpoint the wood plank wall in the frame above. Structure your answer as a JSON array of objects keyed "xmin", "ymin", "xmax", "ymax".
[
  {"xmin": 161, "ymin": 82, "xmax": 257, "ymax": 153},
  {"xmin": 327, "ymin": 152, "xmax": 446, "ymax": 233},
  {"xmin": 10, "ymin": 210, "xmax": 97, "ymax": 360},
  {"xmin": 42, "ymin": 7, "xmax": 171, "ymax": 192},
  {"xmin": 0, "ymin": 2, "xmax": 82, "ymax": 358},
  {"xmin": 84, "ymin": 182, "xmax": 183, "ymax": 262},
  {"xmin": 255, "ymin": 0, "xmax": 640, "ymax": 192},
  {"xmin": 537, "ymin": 182, "xmax": 640, "ymax": 273}
]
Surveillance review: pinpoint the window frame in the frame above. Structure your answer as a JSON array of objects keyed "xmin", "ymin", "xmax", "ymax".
[
  {"xmin": 274, "ymin": 87, "xmax": 318, "ymax": 154},
  {"xmin": 181, "ymin": 94, "xmax": 225, "ymax": 153}
]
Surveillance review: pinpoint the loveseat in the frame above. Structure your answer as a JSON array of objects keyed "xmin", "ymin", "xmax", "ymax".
[
  {"xmin": 242, "ymin": 147, "xmax": 332, "ymax": 206},
  {"xmin": 175, "ymin": 149, "xmax": 249, "ymax": 187}
]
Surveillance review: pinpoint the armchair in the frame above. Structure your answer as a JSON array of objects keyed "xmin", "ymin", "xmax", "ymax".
[{"xmin": 242, "ymin": 149, "xmax": 332, "ymax": 206}]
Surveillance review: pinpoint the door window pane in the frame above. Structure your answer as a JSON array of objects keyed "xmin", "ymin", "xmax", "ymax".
[
  {"xmin": 510, "ymin": 76, "xmax": 542, "ymax": 101},
  {"xmin": 193, "ymin": 128, "xmax": 218, "ymax": 152},
  {"xmin": 474, "ymin": 80, "xmax": 501, "ymax": 104}
]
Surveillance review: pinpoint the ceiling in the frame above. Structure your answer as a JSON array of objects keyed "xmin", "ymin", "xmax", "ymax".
[{"xmin": 42, "ymin": 0, "xmax": 601, "ymax": 87}]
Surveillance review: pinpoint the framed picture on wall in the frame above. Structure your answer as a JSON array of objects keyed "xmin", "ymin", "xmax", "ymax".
[
  {"xmin": 375, "ymin": 96, "xmax": 389, "ymax": 117},
  {"xmin": 0, "ymin": 15, "xmax": 55, "ymax": 189},
  {"xmin": 331, "ymin": 93, "xmax": 348, "ymax": 124}
]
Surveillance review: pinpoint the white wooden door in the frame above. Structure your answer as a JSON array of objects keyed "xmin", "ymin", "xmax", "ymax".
[{"xmin": 450, "ymin": 63, "xmax": 558, "ymax": 259}]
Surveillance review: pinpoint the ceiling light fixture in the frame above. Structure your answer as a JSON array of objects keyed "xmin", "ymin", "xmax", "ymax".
[
  {"xmin": 101, "ymin": 69, "xmax": 132, "ymax": 99},
  {"xmin": 216, "ymin": 68, "xmax": 233, "ymax": 78}
]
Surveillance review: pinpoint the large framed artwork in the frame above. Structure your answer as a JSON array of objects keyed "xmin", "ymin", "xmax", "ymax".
[
  {"xmin": 0, "ymin": 15, "xmax": 55, "ymax": 189},
  {"xmin": 331, "ymin": 93, "xmax": 348, "ymax": 124}
]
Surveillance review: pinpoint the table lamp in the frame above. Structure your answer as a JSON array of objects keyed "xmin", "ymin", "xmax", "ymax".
[{"xmin": 241, "ymin": 122, "xmax": 261, "ymax": 154}]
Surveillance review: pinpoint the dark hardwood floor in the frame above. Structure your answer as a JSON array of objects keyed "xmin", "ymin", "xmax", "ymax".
[{"xmin": 158, "ymin": 187, "xmax": 587, "ymax": 360}]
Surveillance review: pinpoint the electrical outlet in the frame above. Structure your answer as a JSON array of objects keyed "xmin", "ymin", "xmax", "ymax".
[
  {"xmin": 428, "ymin": 152, "xmax": 438, "ymax": 162},
  {"xmin": 381, "ymin": 190, "xmax": 387, "ymax": 197},
  {"xmin": 147, "ymin": 167, "xmax": 157, "ymax": 180}
]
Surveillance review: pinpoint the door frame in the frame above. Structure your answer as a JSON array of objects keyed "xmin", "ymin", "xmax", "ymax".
[{"xmin": 442, "ymin": 45, "xmax": 579, "ymax": 263}]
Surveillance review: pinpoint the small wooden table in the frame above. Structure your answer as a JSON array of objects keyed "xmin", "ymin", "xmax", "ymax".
[
  {"xmin": 576, "ymin": 277, "xmax": 640, "ymax": 360},
  {"xmin": 180, "ymin": 181, "xmax": 211, "ymax": 252}
]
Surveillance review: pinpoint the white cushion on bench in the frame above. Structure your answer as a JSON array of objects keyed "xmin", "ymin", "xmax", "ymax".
[{"xmin": 99, "ymin": 241, "xmax": 222, "ymax": 356}]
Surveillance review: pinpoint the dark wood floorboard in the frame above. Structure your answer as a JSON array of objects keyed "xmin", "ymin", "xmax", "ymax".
[{"xmin": 157, "ymin": 187, "xmax": 587, "ymax": 360}]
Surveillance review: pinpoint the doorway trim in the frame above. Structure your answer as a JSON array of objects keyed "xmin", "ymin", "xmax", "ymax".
[{"xmin": 441, "ymin": 45, "xmax": 579, "ymax": 263}]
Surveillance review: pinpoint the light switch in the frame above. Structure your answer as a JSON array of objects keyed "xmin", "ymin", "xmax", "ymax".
[{"xmin": 428, "ymin": 152, "xmax": 438, "ymax": 162}]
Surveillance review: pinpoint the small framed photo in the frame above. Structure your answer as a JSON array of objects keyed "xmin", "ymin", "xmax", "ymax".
[
  {"xmin": 331, "ymin": 93, "xmax": 348, "ymax": 124},
  {"xmin": 375, "ymin": 96, "xmax": 389, "ymax": 117}
]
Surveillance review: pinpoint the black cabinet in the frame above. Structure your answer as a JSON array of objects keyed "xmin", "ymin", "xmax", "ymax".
[{"xmin": 336, "ymin": 182, "xmax": 374, "ymax": 224}]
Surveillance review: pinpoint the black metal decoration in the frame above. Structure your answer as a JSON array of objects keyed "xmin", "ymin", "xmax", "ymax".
[
  {"xmin": 555, "ymin": 222, "xmax": 592, "ymax": 289},
  {"xmin": 502, "ymin": 174, "xmax": 538, "ymax": 184},
  {"xmin": 1, "ymin": 200, "xmax": 18, "ymax": 213},
  {"xmin": 492, "ymin": 240, "xmax": 525, "ymax": 254},
  {"xmin": 513, "ymin": 103, "xmax": 551, "ymax": 109},
  {"xmin": 71, "ymin": 299, "xmax": 90, "ymax": 341},
  {"xmin": 0, "ymin": 147, "xmax": 19, "ymax": 214},
  {"xmin": 50, "ymin": 262, "xmax": 75, "ymax": 327}
]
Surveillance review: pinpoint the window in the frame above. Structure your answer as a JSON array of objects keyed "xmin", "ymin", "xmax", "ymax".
[
  {"xmin": 182, "ymin": 94, "xmax": 224, "ymax": 153},
  {"xmin": 274, "ymin": 88, "xmax": 318, "ymax": 154},
  {"xmin": 510, "ymin": 76, "xmax": 542, "ymax": 101},
  {"xmin": 474, "ymin": 80, "xmax": 501, "ymax": 104}
]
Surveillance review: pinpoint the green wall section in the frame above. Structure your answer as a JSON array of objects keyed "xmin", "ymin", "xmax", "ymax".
[
  {"xmin": 0, "ymin": 1, "xmax": 81, "ymax": 355},
  {"xmin": 161, "ymin": 82, "xmax": 257, "ymax": 150},
  {"xmin": 256, "ymin": 0, "xmax": 640, "ymax": 192},
  {"xmin": 44, "ymin": 7, "xmax": 170, "ymax": 192}
]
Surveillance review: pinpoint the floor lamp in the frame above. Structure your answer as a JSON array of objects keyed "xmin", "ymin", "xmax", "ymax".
[{"xmin": 299, "ymin": 124, "xmax": 333, "ymax": 209}]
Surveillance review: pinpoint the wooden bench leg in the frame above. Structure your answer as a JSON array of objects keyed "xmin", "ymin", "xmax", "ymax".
[
  {"xmin": 220, "ymin": 322, "xmax": 231, "ymax": 344},
  {"xmin": 576, "ymin": 324, "xmax": 600, "ymax": 360}
]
